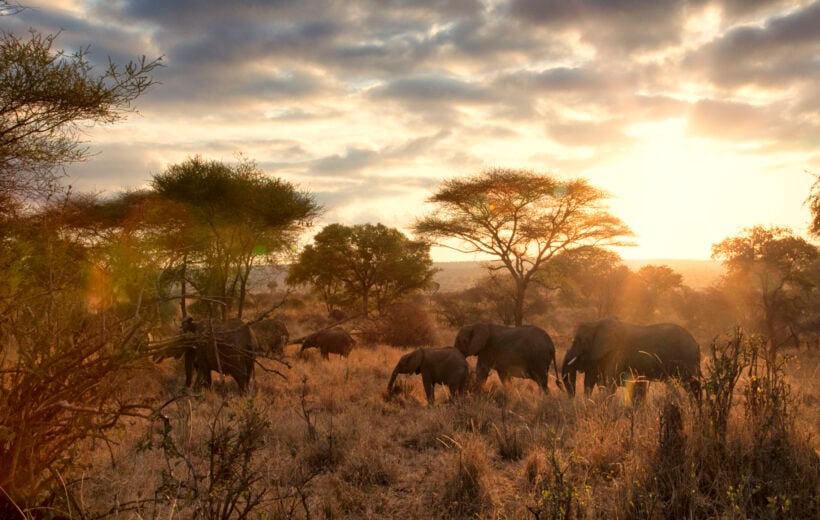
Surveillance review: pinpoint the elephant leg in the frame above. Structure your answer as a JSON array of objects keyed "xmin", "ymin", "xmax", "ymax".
[
  {"xmin": 683, "ymin": 374, "xmax": 701, "ymax": 398},
  {"xmin": 475, "ymin": 361, "xmax": 492, "ymax": 389},
  {"xmin": 530, "ymin": 370, "xmax": 550, "ymax": 394},
  {"xmin": 184, "ymin": 350, "xmax": 196, "ymax": 387},
  {"xmin": 583, "ymin": 371, "xmax": 598, "ymax": 397},
  {"xmin": 631, "ymin": 380, "xmax": 649, "ymax": 404},
  {"xmin": 447, "ymin": 380, "xmax": 460, "ymax": 401},
  {"xmin": 422, "ymin": 372, "xmax": 435, "ymax": 405}
]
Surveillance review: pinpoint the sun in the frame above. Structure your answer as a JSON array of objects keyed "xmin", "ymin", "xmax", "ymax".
[{"xmin": 595, "ymin": 118, "xmax": 786, "ymax": 260}]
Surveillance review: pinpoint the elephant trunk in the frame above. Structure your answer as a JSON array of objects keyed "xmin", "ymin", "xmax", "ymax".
[
  {"xmin": 562, "ymin": 356, "xmax": 577, "ymax": 398},
  {"xmin": 387, "ymin": 367, "xmax": 400, "ymax": 393}
]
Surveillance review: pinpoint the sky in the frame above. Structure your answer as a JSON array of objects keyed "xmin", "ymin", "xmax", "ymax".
[{"xmin": 7, "ymin": 0, "xmax": 820, "ymax": 261}]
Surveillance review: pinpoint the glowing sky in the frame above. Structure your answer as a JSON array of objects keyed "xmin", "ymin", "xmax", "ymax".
[{"xmin": 9, "ymin": 0, "xmax": 820, "ymax": 260}]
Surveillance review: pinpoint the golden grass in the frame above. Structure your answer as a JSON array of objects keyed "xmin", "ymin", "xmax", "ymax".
[{"xmin": 64, "ymin": 341, "xmax": 820, "ymax": 519}]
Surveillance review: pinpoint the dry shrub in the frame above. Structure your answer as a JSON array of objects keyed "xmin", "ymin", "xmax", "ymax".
[
  {"xmin": 340, "ymin": 444, "xmax": 396, "ymax": 488},
  {"xmin": 448, "ymin": 392, "xmax": 497, "ymax": 435},
  {"xmin": 625, "ymin": 329, "xmax": 820, "ymax": 519},
  {"xmin": 492, "ymin": 405, "xmax": 531, "ymax": 461},
  {"xmin": 526, "ymin": 447, "xmax": 584, "ymax": 520},
  {"xmin": 436, "ymin": 435, "xmax": 495, "ymax": 518},
  {"xmin": 379, "ymin": 301, "xmax": 439, "ymax": 347}
]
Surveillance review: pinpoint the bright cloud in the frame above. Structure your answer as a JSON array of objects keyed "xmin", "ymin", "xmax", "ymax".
[{"xmin": 10, "ymin": 0, "xmax": 820, "ymax": 260}]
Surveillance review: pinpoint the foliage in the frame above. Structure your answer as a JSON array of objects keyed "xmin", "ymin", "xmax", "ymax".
[
  {"xmin": 547, "ymin": 247, "xmax": 630, "ymax": 319},
  {"xmin": 151, "ymin": 156, "xmax": 321, "ymax": 318},
  {"xmin": 0, "ymin": 23, "xmax": 160, "ymax": 511},
  {"xmin": 142, "ymin": 399, "xmax": 274, "ymax": 520},
  {"xmin": 622, "ymin": 264, "xmax": 685, "ymax": 323},
  {"xmin": 629, "ymin": 329, "xmax": 820, "ymax": 519},
  {"xmin": 0, "ymin": 29, "xmax": 160, "ymax": 205},
  {"xmin": 415, "ymin": 168, "xmax": 633, "ymax": 326},
  {"xmin": 809, "ymin": 171, "xmax": 820, "ymax": 238},
  {"xmin": 0, "ymin": 208, "xmax": 151, "ymax": 505},
  {"xmin": 712, "ymin": 225, "xmax": 818, "ymax": 352},
  {"xmin": 287, "ymin": 222, "xmax": 436, "ymax": 316},
  {"xmin": 377, "ymin": 301, "xmax": 438, "ymax": 347}
]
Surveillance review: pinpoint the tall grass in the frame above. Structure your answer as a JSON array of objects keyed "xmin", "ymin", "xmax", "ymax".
[{"xmin": 21, "ymin": 333, "xmax": 820, "ymax": 518}]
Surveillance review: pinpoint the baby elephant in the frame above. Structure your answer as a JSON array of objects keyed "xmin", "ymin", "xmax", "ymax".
[
  {"xmin": 300, "ymin": 327, "xmax": 355, "ymax": 359},
  {"xmin": 387, "ymin": 347, "xmax": 469, "ymax": 405}
]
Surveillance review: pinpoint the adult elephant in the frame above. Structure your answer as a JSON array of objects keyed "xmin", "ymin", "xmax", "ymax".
[
  {"xmin": 454, "ymin": 323, "xmax": 561, "ymax": 393},
  {"xmin": 561, "ymin": 317, "xmax": 701, "ymax": 399},
  {"xmin": 180, "ymin": 317, "xmax": 259, "ymax": 393},
  {"xmin": 387, "ymin": 347, "xmax": 469, "ymax": 405},
  {"xmin": 251, "ymin": 318, "xmax": 289, "ymax": 356},
  {"xmin": 300, "ymin": 327, "xmax": 354, "ymax": 359}
]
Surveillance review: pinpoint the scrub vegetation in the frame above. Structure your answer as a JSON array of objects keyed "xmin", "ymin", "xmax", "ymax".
[{"xmin": 1, "ymin": 12, "xmax": 819, "ymax": 518}]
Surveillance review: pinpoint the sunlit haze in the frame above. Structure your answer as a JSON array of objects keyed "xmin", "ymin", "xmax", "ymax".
[{"xmin": 10, "ymin": 1, "xmax": 819, "ymax": 261}]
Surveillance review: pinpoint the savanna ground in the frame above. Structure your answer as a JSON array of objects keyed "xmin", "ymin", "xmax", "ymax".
[{"xmin": 65, "ymin": 313, "xmax": 819, "ymax": 520}]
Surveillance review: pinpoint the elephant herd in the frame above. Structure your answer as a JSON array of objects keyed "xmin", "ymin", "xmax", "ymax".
[
  {"xmin": 152, "ymin": 317, "xmax": 355, "ymax": 393},
  {"xmin": 154, "ymin": 315, "xmax": 702, "ymax": 403},
  {"xmin": 390, "ymin": 318, "xmax": 700, "ymax": 405}
]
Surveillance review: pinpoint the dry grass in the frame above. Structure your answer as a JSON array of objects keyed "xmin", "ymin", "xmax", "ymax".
[{"xmin": 57, "ymin": 337, "xmax": 820, "ymax": 519}]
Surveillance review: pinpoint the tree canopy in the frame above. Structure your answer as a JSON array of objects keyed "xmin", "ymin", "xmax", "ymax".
[
  {"xmin": 287, "ymin": 222, "xmax": 436, "ymax": 316},
  {"xmin": 0, "ymin": 21, "xmax": 161, "ymax": 507},
  {"xmin": 0, "ymin": 29, "xmax": 160, "ymax": 205},
  {"xmin": 809, "ymin": 172, "xmax": 820, "ymax": 238},
  {"xmin": 414, "ymin": 168, "xmax": 633, "ymax": 326},
  {"xmin": 712, "ymin": 225, "xmax": 818, "ymax": 352},
  {"xmin": 151, "ymin": 156, "xmax": 321, "ymax": 318}
]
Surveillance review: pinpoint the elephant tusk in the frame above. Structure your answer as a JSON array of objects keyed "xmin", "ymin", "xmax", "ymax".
[{"xmin": 566, "ymin": 356, "xmax": 577, "ymax": 367}]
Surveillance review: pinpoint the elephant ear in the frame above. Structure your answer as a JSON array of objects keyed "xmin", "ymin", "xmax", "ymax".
[
  {"xmin": 586, "ymin": 318, "xmax": 621, "ymax": 361},
  {"xmin": 463, "ymin": 323, "xmax": 490, "ymax": 356}
]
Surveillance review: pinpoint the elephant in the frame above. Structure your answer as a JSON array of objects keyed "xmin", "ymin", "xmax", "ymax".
[
  {"xmin": 300, "ymin": 327, "xmax": 354, "ymax": 359},
  {"xmin": 387, "ymin": 347, "xmax": 469, "ymax": 404},
  {"xmin": 250, "ymin": 318, "xmax": 289, "ymax": 356},
  {"xmin": 328, "ymin": 308, "xmax": 347, "ymax": 322},
  {"xmin": 179, "ymin": 317, "xmax": 259, "ymax": 393},
  {"xmin": 454, "ymin": 323, "xmax": 561, "ymax": 393},
  {"xmin": 561, "ymin": 317, "xmax": 701, "ymax": 400}
]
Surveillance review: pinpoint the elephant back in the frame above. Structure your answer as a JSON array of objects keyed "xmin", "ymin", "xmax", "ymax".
[{"xmin": 251, "ymin": 318, "xmax": 289, "ymax": 355}]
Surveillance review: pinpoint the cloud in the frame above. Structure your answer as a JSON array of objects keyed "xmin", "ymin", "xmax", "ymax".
[
  {"xmin": 686, "ymin": 1, "xmax": 820, "ymax": 88},
  {"xmin": 507, "ymin": 0, "xmax": 689, "ymax": 53},
  {"xmin": 9, "ymin": 0, "xmax": 820, "ymax": 261},
  {"xmin": 371, "ymin": 74, "xmax": 491, "ymax": 103}
]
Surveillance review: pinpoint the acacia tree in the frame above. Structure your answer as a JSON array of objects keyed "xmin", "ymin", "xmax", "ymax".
[
  {"xmin": 152, "ymin": 156, "xmax": 320, "ymax": 319},
  {"xmin": 287, "ymin": 222, "xmax": 436, "ymax": 316},
  {"xmin": 415, "ymin": 168, "xmax": 633, "ymax": 326},
  {"xmin": 0, "ymin": 29, "xmax": 160, "ymax": 207},
  {"xmin": 712, "ymin": 225, "xmax": 818, "ymax": 353}
]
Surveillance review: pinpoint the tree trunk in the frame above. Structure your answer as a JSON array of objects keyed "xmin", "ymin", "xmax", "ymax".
[
  {"xmin": 180, "ymin": 255, "xmax": 188, "ymax": 318},
  {"xmin": 513, "ymin": 278, "xmax": 527, "ymax": 327}
]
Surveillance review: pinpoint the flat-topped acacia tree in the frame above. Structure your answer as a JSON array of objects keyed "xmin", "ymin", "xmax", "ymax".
[{"xmin": 414, "ymin": 168, "xmax": 634, "ymax": 326}]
